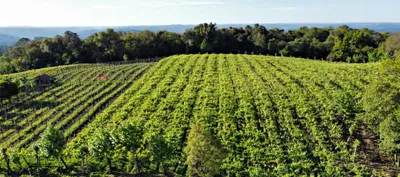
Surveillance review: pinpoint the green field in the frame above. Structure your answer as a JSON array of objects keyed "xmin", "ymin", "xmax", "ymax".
[
  {"xmin": 0, "ymin": 63, "xmax": 153, "ymax": 148},
  {"xmin": 1, "ymin": 54, "xmax": 398, "ymax": 176}
]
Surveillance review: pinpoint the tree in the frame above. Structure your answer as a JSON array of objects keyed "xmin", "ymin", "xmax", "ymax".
[
  {"xmin": 124, "ymin": 30, "xmax": 157, "ymax": 59},
  {"xmin": 148, "ymin": 135, "xmax": 174, "ymax": 175},
  {"xmin": 380, "ymin": 33, "xmax": 400, "ymax": 58},
  {"xmin": 251, "ymin": 24, "xmax": 268, "ymax": 54},
  {"xmin": 186, "ymin": 123, "xmax": 225, "ymax": 177},
  {"xmin": 114, "ymin": 123, "xmax": 143, "ymax": 173},
  {"xmin": 182, "ymin": 30, "xmax": 200, "ymax": 53},
  {"xmin": 0, "ymin": 24, "xmax": 393, "ymax": 74},
  {"xmin": 91, "ymin": 129, "xmax": 115, "ymax": 173},
  {"xmin": 200, "ymin": 39, "xmax": 213, "ymax": 53},
  {"xmin": 14, "ymin": 38, "xmax": 31, "ymax": 47},
  {"xmin": 183, "ymin": 23, "xmax": 217, "ymax": 53},
  {"xmin": 123, "ymin": 54, "xmax": 129, "ymax": 62},
  {"xmin": 89, "ymin": 29, "xmax": 124, "ymax": 62},
  {"xmin": 38, "ymin": 125, "xmax": 68, "ymax": 169},
  {"xmin": 41, "ymin": 36, "xmax": 65, "ymax": 66},
  {"xmin": 0, "ymin": 58, "xmax": 15, "ymax": 74},
  {"xmin": 62, "ymin": 31, "xmax": 82, "ymax": 64}
]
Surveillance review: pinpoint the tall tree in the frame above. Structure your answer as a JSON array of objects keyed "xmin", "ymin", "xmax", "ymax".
[
  {"xmin": 62, "ymin": 31, "xmax": 82, "ymax": 64},
  {"xmin": 148, "ymin": 135, "xmax": 174, "ymax": 175},
  {"xmin": 186, "ymin": 123, "xmax": 225, "ymax": 177},
  {"xmin": 38, "ymin": 126, "xmax": 68, "ymax": 169},
  {"xmin": 89, "ymin": 29, "xmax": 124, "ymax": 62},
  {"xmin": 114, "ymin": 123, "xmax": 143, "ymax": 173},
  {"xmin": 91, "ymin": 129, "xmax": 115, "ymax": 173},
  {"xmin": 381, "ymin": 33, "xmax": 400, "ymax": 58},
  {"xmin": 251, "ymin": 24, "xmax": 268, "ymax": 54}
]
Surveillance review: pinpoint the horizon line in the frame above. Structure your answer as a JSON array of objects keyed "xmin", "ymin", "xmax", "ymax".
[{"xmin": 1, "ymin": 22, "xmax": 400, "ymax": 28}]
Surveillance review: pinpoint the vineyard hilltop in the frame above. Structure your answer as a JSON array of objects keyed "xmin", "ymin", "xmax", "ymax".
[{"xmin": 1, "ymin": 54, "xmax": 398, "ymax": 176}]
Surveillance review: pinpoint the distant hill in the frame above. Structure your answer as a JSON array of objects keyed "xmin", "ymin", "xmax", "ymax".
[
  {"xmin": 0, "ymin": 27, "xmax": 141, "ymax": 45},
  {"xmin": 0, "ymin": 34, "xmax": 19, "ymax": 45},
  {"xmin": 0, "ymin": 23, "xmax": 399, "ymax": 45},
  {"xmin": 101, "ymin": 23, "xmax": 400, "ymax": 33},
  {"xmin": 77, "ymin": 28, "xmax": 141, "ymax": 38},
  {"xmin": 253, "ymin": 23, "xmax": 400, "ymax": 33}
]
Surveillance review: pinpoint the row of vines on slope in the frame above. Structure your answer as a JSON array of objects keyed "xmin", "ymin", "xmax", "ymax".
[
  {"xmin": 2, "ymin": 54, "xmax": 397, "ymax": 176},
  {"xmin": 61, "ymin": 54, "xmax": 382, "ymax": 176}
]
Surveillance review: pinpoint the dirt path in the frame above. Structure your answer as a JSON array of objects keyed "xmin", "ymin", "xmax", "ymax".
[{"xmin": 357, "ymin": 125, "xmax": 399, "ymax": 176}]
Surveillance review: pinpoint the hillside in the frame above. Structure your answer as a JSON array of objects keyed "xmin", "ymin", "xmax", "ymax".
[
  {"xmin": 0, "ymin": 27, "xmax": 142, "ymax": 45},
  {"xmin": 1, "ymin": 54, "xmax": 399, "ymax": 176},
  {"xmin": 0, "ymin": 62, "xmax": 153, "ymax": 149}
]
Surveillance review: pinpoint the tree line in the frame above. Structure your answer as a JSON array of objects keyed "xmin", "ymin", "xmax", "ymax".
[{"xmin": 1, "ymin": 23, "xmax": 400, "ymax": 74}]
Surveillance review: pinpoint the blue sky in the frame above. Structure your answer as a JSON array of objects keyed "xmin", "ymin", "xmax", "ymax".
[{"xmin": 0, "ymin": 0, "xmax": 398, "ymax": 26}]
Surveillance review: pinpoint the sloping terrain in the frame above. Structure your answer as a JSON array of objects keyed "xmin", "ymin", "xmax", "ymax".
[
  {"xmin": 67, "ymin": 54, "xmax": 394, "ymax": 176},
  {"xmin": 2, "ymin": 54, "xmax": 398, "ymax": 176},
  {"xmin": 0, "ymin": 63, "xmax": 153, "ymax": 149}
]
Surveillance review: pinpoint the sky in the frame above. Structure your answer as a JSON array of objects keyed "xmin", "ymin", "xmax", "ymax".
[{"xmin": 0, "ymin": 0, "xmax": 399, "ymax": 26}]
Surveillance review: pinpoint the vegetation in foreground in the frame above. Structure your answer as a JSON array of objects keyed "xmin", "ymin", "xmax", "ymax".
[{"xmin": 1, "ymin": 54, "xmax": 400, "ymax": 176}]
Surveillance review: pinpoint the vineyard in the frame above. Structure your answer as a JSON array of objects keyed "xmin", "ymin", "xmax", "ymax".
[
  {"xmin": 0, "ymin": 63, "xmax": 152, "ymax": 149},
  {"xmin": 1, "ymin": 54, "xmax": 399, "ymax": 176}
]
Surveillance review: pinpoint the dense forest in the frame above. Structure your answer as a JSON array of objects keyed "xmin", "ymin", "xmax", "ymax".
[{"xmin": 1, "ymin": 23, "xmax": 400, "ymax": 74}]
